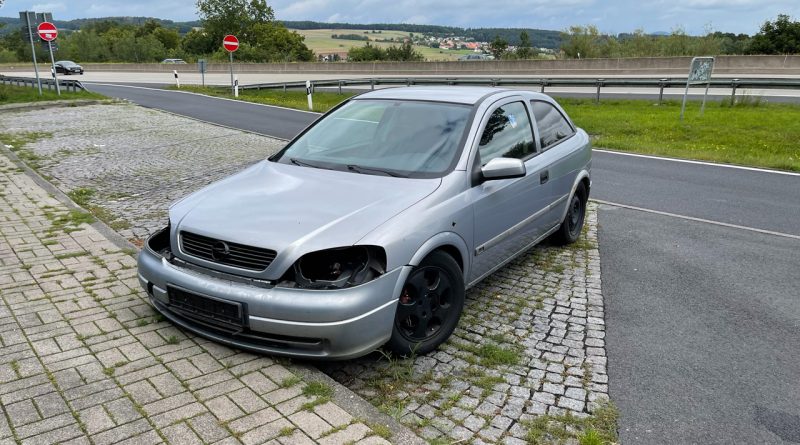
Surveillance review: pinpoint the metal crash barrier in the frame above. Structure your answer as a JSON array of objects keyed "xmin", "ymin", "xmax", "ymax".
[
  {"xmin": 240, "ymin": 76, "xmax": 800, "ymax": 104},
  {"xmin": 0, "ymin": 74, "xmax": 86, "ymax": 93}
]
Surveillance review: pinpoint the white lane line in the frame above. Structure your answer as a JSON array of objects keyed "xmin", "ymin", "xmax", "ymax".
[
  {"xmin": 86, "ymin": 82, "xmax": 323, "ymax": 115},
  {"xmin": 593, "ymin": 199, "xmax": 800, "ymax": 241},
  {"xmin": 593, "ymin": 149, "xmax": 800, "ymax": 177}
]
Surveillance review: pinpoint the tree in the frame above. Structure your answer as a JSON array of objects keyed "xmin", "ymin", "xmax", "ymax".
[
  {"xmin": 560, "ymin": 25, "xmax": 603, "ymax": 59},
  {"xmin": 196, "ymin": 0, "xmax": 274, "ymax": 42},
  {"xmin": 488, "ymin": 35, "xmax": 508, "ymax": 59},
  {"xmin": 749, "ymin": 14, "xmax": 800, "ymax": 54},
  {"xmin": 347, "ymin": 42, "xmax": 385, "ymax": 61},
  {"xmin": 385, "ymin": 41, "xmax": 424, "ymax": 61},
  {"xmin": 516, "ymin": 31, "xmax": 535, "ymax": 59}
]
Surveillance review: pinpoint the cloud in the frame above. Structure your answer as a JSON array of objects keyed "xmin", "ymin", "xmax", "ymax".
[{"xmin": 1, "ymin": 0, "xmax": 798, "ymax": 34}]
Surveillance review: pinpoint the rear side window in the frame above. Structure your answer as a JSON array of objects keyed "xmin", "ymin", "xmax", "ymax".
[
  {"xmin": 478, "ymin": 101, "xmax": 536, "ymax": 165},
  {"xmin": 531, "ymin": 101, "xmax": 575, "ymax": 150}
]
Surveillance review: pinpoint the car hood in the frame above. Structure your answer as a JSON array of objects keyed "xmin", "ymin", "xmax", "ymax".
[{"xmin": 170, "ymin": 160, "xmax": 441, "ymax": 271}]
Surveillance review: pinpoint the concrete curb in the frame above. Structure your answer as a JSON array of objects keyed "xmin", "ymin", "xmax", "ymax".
[{"xmin": 0, "ymin": 99, "xmax": 111, "ymax": 113}]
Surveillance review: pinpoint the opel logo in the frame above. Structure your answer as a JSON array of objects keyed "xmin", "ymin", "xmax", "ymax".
[{"xmin": 211, "ymin": 241, "xmax": 230, "ymax": 261}]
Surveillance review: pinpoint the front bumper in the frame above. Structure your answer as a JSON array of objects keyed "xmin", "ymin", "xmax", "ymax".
[{"xmin": 137, "ymin": 245, "xmax": 410, "ymax": 359}]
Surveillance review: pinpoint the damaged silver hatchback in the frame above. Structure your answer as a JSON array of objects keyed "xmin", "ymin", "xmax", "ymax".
[{"xmin": 137, "ymin": 86, "xmax": 591, "ymax": 359}]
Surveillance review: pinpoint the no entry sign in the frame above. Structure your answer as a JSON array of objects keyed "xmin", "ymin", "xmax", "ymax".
[
  {"xmin": 223, "ymin": 35, "xmax": 239, "ymax": 52},
  {"xmin": 37, "ymin": 22, "xmax": 58, "ymax": 42}
]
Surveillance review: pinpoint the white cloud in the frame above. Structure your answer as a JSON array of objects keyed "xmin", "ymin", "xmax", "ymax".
[{"xmin": 1, "ymin": 0, "xmax": 798, "ymax": 34}]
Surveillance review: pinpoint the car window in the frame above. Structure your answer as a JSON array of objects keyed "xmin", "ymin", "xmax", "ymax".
[
  {"xmin": 531, "ymin": 101, "xmax": 575, "ymax": 150},
  {"xmin": 478, "ymin": 101, "xmax": 535, "ymax": 165},
  {"xmin": 275, "ymin": 99, "xmax": 472, "ymax": 178}
]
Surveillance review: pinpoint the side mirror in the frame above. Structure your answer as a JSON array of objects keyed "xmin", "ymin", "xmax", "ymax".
[{"xmin": 481, "ymin": 157, "xmax": 526, "ymax": 181}]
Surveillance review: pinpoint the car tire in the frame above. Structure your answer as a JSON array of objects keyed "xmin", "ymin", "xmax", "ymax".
[
  {"xmin": 551, "ymin": 182, "xmax": 588, "ymax": 245},
  {"xmin": 387, "ymin": 251, "xmax": 465, "ymax": 356}
]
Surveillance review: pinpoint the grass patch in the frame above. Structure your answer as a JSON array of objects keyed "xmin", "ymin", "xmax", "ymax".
[
  {"xmin": 561, "ymin": 97, "xmax": 800, "ymax": 172},
  {"xmin": 280, "ymin": 376, "xmax": 301, "ymax": 388},
  {"xmin": 169, "ymin": 85, "xmax": 353, "ymax": 113},
  {"xmin": 523, "ymin": 401, "xmax": 619, "ymax": 445},
  {"xmin": 54, "ymin": 251, "xmax": 90, "ymax": 260},
  {"xmin": 302, "ymin": 381, "xmax": 334, "ymax": 399},
  {"xmin": 0, "ymin": 84, "xmax": 105, "ymax": 105}
]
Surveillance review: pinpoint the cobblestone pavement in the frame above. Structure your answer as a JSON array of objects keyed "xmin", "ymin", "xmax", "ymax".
[
  {"xmin": 1, "ymin": 104, "xmax": 612, "ymax": 444},
  {"xmin": 320, "ymin": 206, "xmax": 610, "ymax": 444},
  {"xmin": 0, "ymin": 154, "xmax": 393, "ymax": 443},
  {"xmin": 0, "ymin": 103, "xmax": 283, "ymax": 243}
]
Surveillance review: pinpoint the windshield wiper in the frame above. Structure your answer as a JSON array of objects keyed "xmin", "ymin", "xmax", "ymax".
[
  {"xmin": 346, "ymin": 164, "xmax": 407, "ymax": 178},
  {"xmin": 289, "ymin": 158, "xmax": 336, "ymax": 171}
]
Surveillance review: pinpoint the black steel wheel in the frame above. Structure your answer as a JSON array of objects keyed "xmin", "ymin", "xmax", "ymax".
[
  {"xmin": 551, "ymin": 182, "xmax": 588, "ymax": 245},
  {"xmin": 387, "ymin": 251, "xmax": 465, "ymax": 356}
]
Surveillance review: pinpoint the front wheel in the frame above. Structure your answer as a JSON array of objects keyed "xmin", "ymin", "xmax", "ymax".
[
  {"xmin": 387, "ymin": 251, "xmax": 465, "ymax": 356},
  {"xmin": 551, "ymin": 182, "xmax": 588, "ymax": 245}
]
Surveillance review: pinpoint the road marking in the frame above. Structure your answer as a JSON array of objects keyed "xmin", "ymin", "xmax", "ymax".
[
  {"xmin": 85, "ymin": 82, "xmax": 323, "ymax": 115},
  {"xmin": 593, "ymin": 149, "xmax": 800, "ymax": 177},
  {"xmin": 593, "ymin": 199, "xmax": 800, "ymax": 240}
]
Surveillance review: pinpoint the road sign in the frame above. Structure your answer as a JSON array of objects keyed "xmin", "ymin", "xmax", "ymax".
[
  {"xmin": 680, "ymin": 56, "xmax": 715, "ymax": 120},
  {"xmin": 37, "ymin": 21, "xmax": 58, "ymax": 42},
  {"xmin": 223, "ymin": 35, "xmax": 239, "ymax": 52}
]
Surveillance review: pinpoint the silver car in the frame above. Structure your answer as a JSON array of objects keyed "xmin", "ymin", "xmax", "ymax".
[{"xmin": 137, "ymin": 86, "xmax": 591, "ymax": 359}]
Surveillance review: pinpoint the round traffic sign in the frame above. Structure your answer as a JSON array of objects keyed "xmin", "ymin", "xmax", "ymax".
[
  {"xmin": 37, "ymin": 22, "xmax": 58, "ymax": 42},
  {"xmin": 223, "ymin": 35, "xmax": 239, "ymax": 52}
]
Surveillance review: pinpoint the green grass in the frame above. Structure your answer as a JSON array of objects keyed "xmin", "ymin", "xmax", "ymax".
[
  {"xmin": 523, "ymin": 401, "xmax": 619, "ymax": 444},
  {"xmin": 561, "ymin": 97, "xmax": 800, "ymax": 172},
  {"xmin": 302, "ymin": 381, "xmax": 334, "ymax": 399},
  {"xmin": 172, "ymin": 85, "xmax": 353, "ymax": 113},
  {"xmin": 0, "ymin": 84, "xmax": 105, "ymax": 105}
]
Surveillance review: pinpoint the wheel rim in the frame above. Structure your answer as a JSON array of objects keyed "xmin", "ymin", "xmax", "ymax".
[
  {"xmin": 567, "ymin": 195, "xmax": 584, "ymax": 236},
  {"xmin": 395, "ymin": 266, "xmax": 454, "ymax": 342}
]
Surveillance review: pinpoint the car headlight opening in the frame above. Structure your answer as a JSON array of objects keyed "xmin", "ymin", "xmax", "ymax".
[{"xmin": 287, "ymin": 246, "xmax": 386, "ymax": 290}]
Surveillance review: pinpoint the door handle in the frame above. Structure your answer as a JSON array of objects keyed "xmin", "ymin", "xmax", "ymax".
[{"xmin": 540, "ymin": 170, "xmax": 549, "ymax": 184}]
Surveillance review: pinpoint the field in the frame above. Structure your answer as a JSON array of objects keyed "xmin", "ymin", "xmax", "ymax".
[{"xmin": 290, "ymin": 28, "xmax": 476, "ymax": 61}]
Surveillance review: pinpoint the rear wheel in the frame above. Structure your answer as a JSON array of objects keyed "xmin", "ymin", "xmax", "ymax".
[
  {"xmin": 387, "ymin": 251, "xmax": 465, "ymax": 356},
  {"xmin": 551, "ymin": 182, "xmax": 587, "ymax": 245}
]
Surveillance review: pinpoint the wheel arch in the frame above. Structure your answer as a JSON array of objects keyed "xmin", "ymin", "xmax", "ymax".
[
  {"xmin": 408, "ymin": 232, "xmax": 470, "ymax": 283},
  {"xmin": 558, "ymin": 169, "xmax": 591, "ymax": 223}
]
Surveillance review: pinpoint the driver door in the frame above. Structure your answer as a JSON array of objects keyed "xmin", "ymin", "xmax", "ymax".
[{"xmin": 469, "ymin": 99, "xmax": 552, "ymax": 283}]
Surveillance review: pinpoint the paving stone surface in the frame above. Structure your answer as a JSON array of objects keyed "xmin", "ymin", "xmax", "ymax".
[
  {"xmin": 0, "ymin": 103, "xmax": 611, "ymax": 444},
  {"xmin": 0, "ymin": 152, "xmax": 392, "ymax": 444}
]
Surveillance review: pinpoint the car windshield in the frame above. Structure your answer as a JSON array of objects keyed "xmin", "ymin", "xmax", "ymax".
[
  {"xmin": 57, "ymin": 61, "xmax": 76, "ymax": 66},
  {"xmin": 274, "ymin": 99, "xmax": 472, "ymax": 178}
]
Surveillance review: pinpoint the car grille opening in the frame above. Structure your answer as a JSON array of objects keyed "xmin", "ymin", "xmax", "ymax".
[
  {"xmin": 180, "ymin": 231, "xmax": 277, "ymax": 271},
  {"xmin": 167, "ymin": 286, "xmax": 243, "ymax": 330}
]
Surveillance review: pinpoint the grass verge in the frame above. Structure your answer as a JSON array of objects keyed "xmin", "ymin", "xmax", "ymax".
[
  {"xmin": 0, "ymin": 84, "xmax": 105, "ymax": 105},
  {"xmin": 561, "ymin": 97, "xmax": 800, "ymax": 172},
  {"xmin": 169, "ymin": 85, "xmax": 354, "ymax": 113}
]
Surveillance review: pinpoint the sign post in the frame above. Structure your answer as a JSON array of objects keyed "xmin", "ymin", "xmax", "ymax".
[
  {"xmin": 20, "ymin": 11, "xmax": 43, "ymax": 96},
  {"xmin": 38, "ymin": 21, "xmax": 60, "ymax": 96},
  {"xmin": 680, "ymin": 57, "xmax": 714, "ymax": 121},
  {"xmin": 222, "ymin": 35, "xmax": 239, "ymax": 95},
  {"xmin": 306, "ymin": 80, "xmax": 313, "ymax": 110},
  {"xmin": 198, "ymin": 59, "xmax": 206, "ymax": 87}
]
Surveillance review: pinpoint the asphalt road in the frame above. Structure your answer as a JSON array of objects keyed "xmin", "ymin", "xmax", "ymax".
[
  {"xmin": 600, "ymin": 205, "xmax": 800, "ymax": 444},
  {"xmin": 85, "ymin": 82, "xmax": 800, "ymax": 443}
]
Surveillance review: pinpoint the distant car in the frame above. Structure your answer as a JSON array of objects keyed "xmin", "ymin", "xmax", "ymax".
[
  {"xmin": 54, "ymin": 61, "xmax": 83, "ymax": 75},
  {"xmin": 137, "ymin": 86, "xmax": 592, "ymax": 359},
  {"xmin": 458, "ymin": 54, "xmax": 492, "ymax": 61},
  {"xmin": 161, "ymin": 59, "xmax": 187, "ymax": 64}
]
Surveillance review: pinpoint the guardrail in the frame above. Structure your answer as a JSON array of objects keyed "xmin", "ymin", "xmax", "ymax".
[
  {"xmin": 0, "ymin": 74, "xmax": 86, "ymax": 92},
  {"xmin": 241, "ymin": 76, "xmax": 800, "ymax": 104}
]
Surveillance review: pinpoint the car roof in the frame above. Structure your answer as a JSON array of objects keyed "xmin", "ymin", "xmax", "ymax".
[
  {"xmin": 354, "ymin": 86, "xmax": 556, "ymax": 106},
  {"xmin": 355, "ymin": 86, "xmax": 516, "ymax": 105}
]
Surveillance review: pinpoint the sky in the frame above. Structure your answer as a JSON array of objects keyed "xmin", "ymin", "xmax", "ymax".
[{"xmin": 2, "ymin": 0, "xmax": 799, "ymax": 35}]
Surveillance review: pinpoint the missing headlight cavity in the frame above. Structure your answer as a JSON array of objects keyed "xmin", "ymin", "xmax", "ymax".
[
  {"xmin": 147, "ymin": 225, "xmax": 173, "ymax": 260},
  {"xmin": 292, "ymin": 246, "xmax": 386, "ymax": 289}
]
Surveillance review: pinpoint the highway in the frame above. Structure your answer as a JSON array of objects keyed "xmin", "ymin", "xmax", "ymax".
[{"xmin": 86, "ymin": 82, "xmax": 800, "ymax": 444}]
